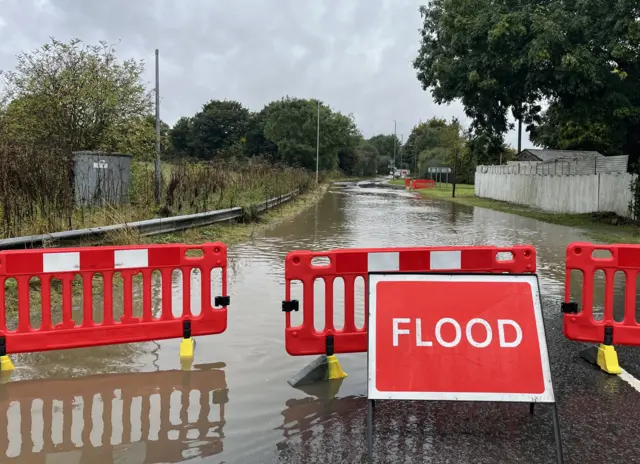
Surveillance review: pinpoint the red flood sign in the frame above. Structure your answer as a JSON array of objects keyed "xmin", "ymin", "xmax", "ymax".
[{"xmin": 367, "ymin": 273, "xmax": 554, "ymax": 403}]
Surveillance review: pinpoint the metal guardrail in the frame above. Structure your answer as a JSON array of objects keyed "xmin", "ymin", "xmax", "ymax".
[{"xmin": 0, "ymin": 191, "xmax": 298, "ymax": 250}]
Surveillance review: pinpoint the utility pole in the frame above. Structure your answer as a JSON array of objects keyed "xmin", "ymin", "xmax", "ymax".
[
  {"xmin": 452, "ymin": 148, "xmax": 458, "ymax": 198},
  {"xmin": 393, "ymin": 120, "xmax": 397, "ymax": 177},
  {"xmin": 316, "ymin": 100, "xmax": 320, "ymax": 185},
  {"xmin": 154, "ymin": 49, "xmax": 161, "ymax": 205},
  {"xmin": 400, "ymin": 134, "xmax": 404, "ymax": 174}
]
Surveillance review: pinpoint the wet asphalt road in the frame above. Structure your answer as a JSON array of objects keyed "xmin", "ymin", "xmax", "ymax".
[
  {"xmin": 3, "ymin": 183, "xmax": 640, "ymax": 463},
  {"xmin": 275, "ymin": 295, "xmax": 640, "ymax": 464}
]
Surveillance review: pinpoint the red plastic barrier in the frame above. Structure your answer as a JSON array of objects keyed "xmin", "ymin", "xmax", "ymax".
[
  {"xmin": 0, "ymin": 243, "xmax": 229, "ymax": 354},
  {"xmin": 283, "ymin": 245, "xmax": 536, "ymax": 356},
  {"xmin": 404, "ymin": 178, "xmax": 411, "ymax": 187},
  {"xmin": 411, "ymin": 179, "xmax": 435, "ymax": 189},
  {"xmin": 563, "ymin": 242, "xmax": 640, "ymax": 346}
]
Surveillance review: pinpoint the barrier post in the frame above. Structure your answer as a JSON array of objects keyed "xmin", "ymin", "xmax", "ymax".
[
  {"xmin": 562, "ymin": 242, "xmax": 627, "ymax": 375},
  {"xmin": 180, "ymin": 320, "xmax": 195, "ymax": 370}
]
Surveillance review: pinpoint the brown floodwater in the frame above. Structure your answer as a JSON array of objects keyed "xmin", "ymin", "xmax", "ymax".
[{"xmin": 0, "ymin": 183, "xmax": 629, "ymax": 463}]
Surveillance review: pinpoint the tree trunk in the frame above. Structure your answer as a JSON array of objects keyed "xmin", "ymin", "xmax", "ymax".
[{"xmin": 518, "ymin": 118, "xmax": 522, "ymax": 154}]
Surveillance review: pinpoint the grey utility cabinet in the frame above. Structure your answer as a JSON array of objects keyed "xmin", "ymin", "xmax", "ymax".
[{"xmin": 73, "ymin": 151, "xmax": 132, "ymax": 206}]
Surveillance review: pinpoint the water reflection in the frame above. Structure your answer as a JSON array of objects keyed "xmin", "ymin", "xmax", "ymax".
[{"xmin": 0, "ymin": 363, "xmax": 228, "ymax": 463}]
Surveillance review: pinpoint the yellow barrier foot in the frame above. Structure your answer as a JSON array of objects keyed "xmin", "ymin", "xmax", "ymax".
[
  {"xmin": 0, "ymin": 356, "xmax": 14, "ymax": 384},
  {"xmin": 287, "ymin": 354, "xmax": 348, "ymax": 388},
  {"xmin": 179, "ymin": 337, "xmax": 195, "ymax": 371},
  {"xmin": 0, "ymin": 355, "xmax": 14, "ymax": 372},
  {"xmin": 327, "ymin": 355, "xmax": 347, "ymax": 380},
  {"xmin": 580, "ymin": 344, "xmax": 621, "ymax": 375}
]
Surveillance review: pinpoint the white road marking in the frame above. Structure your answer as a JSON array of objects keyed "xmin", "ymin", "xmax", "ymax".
[{"xmin": 619, "ymin": 368, "xmax": 640, "ymax": 393}]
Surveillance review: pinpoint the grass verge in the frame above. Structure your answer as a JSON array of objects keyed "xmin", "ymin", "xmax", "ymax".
[
  {"xmin": 140, "ymin": 183, "xmax": 329, "ymax": 246},
  {"xmin": 403, "ymin": 181, "xmax": 640, "ymax": 244}
]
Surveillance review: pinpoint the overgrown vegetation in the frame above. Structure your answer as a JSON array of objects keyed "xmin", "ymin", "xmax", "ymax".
[{"xmin": 0, "ymin": 146, "xmax": 312, "ymax": 238}]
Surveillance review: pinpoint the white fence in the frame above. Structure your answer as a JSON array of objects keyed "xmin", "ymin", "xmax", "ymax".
[
  {"xmin": 475, "ymin": 172, "xmax": 635, "ymax": 218},
  {"xmin": 480, "ymin": 155, "xmax": 628, "ymax": 176}
]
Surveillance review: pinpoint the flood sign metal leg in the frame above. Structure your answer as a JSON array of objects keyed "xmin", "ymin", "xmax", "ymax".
[
  {"xmin": 552, "ymin": 403, "xmax": 565, "ymax": 464},
  {"xmin": 367, "ymin": 399, "xmax": 374, "ymax": 463}
]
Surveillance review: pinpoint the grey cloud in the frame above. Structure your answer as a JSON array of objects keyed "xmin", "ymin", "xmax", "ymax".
[{"xmin": 0, "ymin": 0, "xmax": 529, "ymax": 148}]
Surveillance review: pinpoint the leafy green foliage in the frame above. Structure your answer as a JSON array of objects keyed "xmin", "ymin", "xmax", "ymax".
[
  {"xmin": 414, "ymin": 1, "xmax": 540, "ymax": 145},
  {"xmin": 0, "ymin": 38, "xmax": 152, "ymax": 152},
  {"xmin": 414, "ymin": 0, "xmax": 639, "ymax": 165},
  {"xmin": 169, "ymin": 100, "xmax": 250, "ymax": 159},
  {"xmin": 170, "ymin": 97, "xmax": 363, "ymax": 173},
  {"xmin": 353, "ymin": 142, "xmax": 380, "ymax": 176},
  {"xmin": 368, "ymin": 134, "xmax": 400, "ymax": 160},
  {"xmin": 260, "ymin": 97, "xmax": 361, "ymax": 171},
  {"xmin": 527, "ymin": 0, "xmax": 640, "ymax": 164}
]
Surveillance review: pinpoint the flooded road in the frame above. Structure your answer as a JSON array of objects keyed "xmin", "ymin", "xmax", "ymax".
[{"xmin": 3, "ymin": 183, "xmax": 640, "ymax": 463}]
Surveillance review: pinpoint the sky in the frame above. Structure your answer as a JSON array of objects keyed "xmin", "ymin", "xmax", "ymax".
[{"xmin": 0, "ymin": 0, "xmax": 530, "ymax": 149}]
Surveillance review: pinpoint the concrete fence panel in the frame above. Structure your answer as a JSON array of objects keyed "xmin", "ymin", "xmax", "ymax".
[{"xmin": 475, "ymin": 172, "xmax": 636, "ymax": 218}]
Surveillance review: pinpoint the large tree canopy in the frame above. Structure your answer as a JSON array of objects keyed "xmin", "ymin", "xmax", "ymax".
[
  {"xmin": 0, "ymin": 38, "xmax": 152, "ymax": 153},
  {"xmin": 414, "ymin": 0, "xmax": 639, "ymax": 166},
  {"xmin": 256, "ymin": 97, "xmax": 361, "ymax": 170},
  {"xmin": 169, "ymin": 99, "xmax": 250, "ymax": 159},
  {"xmin": 527, "ymin": 0, "xmax": 640, "ymax": 165},
  {"xmin": 413, "ymin": 1, "xmax": 541, "ymax": 148}
]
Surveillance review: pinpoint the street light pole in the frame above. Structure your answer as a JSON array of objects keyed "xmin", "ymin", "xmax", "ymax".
[
  {"xmin": 400, "ymin": 134, "xmax": 404, "ymax": 174},
  {"xmin": 393, "ymin": 120, "xmax": 397, "ymax": 177},
  {"xmin": 316, "ymin": 100, "xmax": 320, "ymax": 185},
  {"xmin": 154, "ymin": 49, "xmax": 161, "ymax": 205}
]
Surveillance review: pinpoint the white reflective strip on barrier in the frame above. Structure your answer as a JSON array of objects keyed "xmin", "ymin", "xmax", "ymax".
[
  {"xmin": 43, "ymin": 252, "xmax": 80, "ymax": 273},
  {"xmin": 430, "ymin": 251, "xmax": 461, "ymax": 270},
  {"xmin": 114, "ymin": 249, "xmax": 149, "ymax": 269},
  {"xmin": 368, "ymin": 252, "xmax": 400, "ymax": 272}
]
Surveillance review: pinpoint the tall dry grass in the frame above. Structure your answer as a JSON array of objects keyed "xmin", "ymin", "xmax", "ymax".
[
  {"xmin": 0, "ymin": 144, "xmax": 75, "ymax": 237},
  {"xmin": 0, "ymin": 144, "xmax": 313, "ymax": 238}
]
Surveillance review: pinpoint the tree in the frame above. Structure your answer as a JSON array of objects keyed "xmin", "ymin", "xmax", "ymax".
[
  {"xmin": 404, "ymin": 117, "xmax": 468, "ymax": 176},
  {"xmin": 261, "ymin": 97, "xmax": 360, "ymax": 171},
  {"xmin": 414, "ymin": 0, "xmax": 640, "ymax": 167},
  {"xmin": 414, "ymin": 1, "xmax": 541, "ymax": 151},
  {"xmin": 101, "ymin": 115, "xmax": 170, "ymax": 160},
  {"xmin": 244, "ymin": 111, "xmax": 277, "ymax": 159},
  {"xmin": 0, "ymin": 38, "xmax": 152, "ymax": 151},
  {"xmin": 529, "ymin": 103, "xmax": 627, "ymax": 156},
  {"xmin": 368, "ymin": 134, "xmax": 400, "ymax": 163},
  {"xmin": 526, "ymin": 0, "xmax": 640, "ymax": 166},
  {"xmin": 404, "ymin": 118, "xmax": 449, "ymax": 171},
  {"xmin": 338, "ymin": 146, "xmax": 358, "ymax": 175},
  {"xmin": 354, "ymin": 142, "xmax": 379, "ymax": 176},
  {"xmin": 169, "ymin": 116, "xmax": 194, "ymax": 156},
  {"xmin": 188, "ymin": 100, "xmax": 250, "ymax": 159}
]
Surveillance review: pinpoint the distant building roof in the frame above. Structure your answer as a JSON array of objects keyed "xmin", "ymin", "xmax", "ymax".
[{"xmin": 517, "ymin": 149, "xmax": 604, "ymax": 163}]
